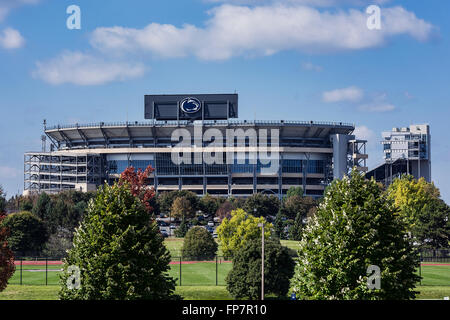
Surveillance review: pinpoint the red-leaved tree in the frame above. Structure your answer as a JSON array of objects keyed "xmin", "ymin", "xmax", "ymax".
[
  {"xmin": 119, "ymin": 165, "xmax": 156, "ymax": 214},
  {"xmin": 0, "ymin": 212, "xmax": 15, "ymax": 292}
]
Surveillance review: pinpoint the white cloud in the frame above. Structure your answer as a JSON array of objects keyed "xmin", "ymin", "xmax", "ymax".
[
  {"xmin": 205, "ymin": 0, "xmax": 392, "ymax": 7},
  {"xmin": 358, "ymin": 103, "xmax": 395, "ymax": 112},
  {"xmin": 0, "ymin": 27, "xmax": 25, "ymax": 49},
  {"xmin": 322, "ymin": 86, "xmax": 364, "ymax": 103},
  {"xmin": 0, "ymin": 0, "xmax": 39, "ymax": 22},
  {"xmin": 32, "ymin": 51, "xmax": 146, "ymax": 86},
  {"xmin": 90, "ymin": 5, "xmax": 435, "ymax": 61},
  {"xmin": 301, "ymin": 61, "xmax": 323, "ymax": 72},
  {"xmin": 353, "ymin": 125, "xmax": 376, "ymax": 142},
  {"xmin": 0, "ymin": 165, "xmax": 20, "ymax": 179}
]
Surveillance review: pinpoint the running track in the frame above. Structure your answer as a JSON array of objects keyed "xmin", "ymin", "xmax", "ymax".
[{"xmin": 14, "ymin": 260, "xmax": 232, "ymax": 266}]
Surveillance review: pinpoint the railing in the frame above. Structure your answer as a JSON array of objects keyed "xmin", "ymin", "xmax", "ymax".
[{"xmin": 46, "ymin": 120, "xmax": 355, "ymax": 131}]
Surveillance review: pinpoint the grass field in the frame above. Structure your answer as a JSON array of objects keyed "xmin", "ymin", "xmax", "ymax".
[
  {"xmin": 1, "ymin": 285, "xmax": 449, "ymax": 300},
  {"xmin": 2, "ymin": 238, "xmax": 449, "ymax": 300},
  {"xmin": 164, "ymin": 237, "xmax": 299, "ymax": 257}
]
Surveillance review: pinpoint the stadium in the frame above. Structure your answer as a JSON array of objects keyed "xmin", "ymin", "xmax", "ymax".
[{"xmin": 24, "ymin": 94, "xmax": 367, "ymax": 199}]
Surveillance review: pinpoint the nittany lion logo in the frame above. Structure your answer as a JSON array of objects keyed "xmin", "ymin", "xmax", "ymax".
[{"xmin": 180, "ymin": 97, "xmax": 201, "ymax": 114}]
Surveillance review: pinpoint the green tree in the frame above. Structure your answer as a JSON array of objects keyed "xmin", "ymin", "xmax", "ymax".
[
  {"xmin": 288, "ymin": 211, "xmax": 305, "ymax": 241},
  {"xmin": 291, "ymin": 170, "xmax": 421, "ymax": 300},
  {"xmin": 285, "ymin": 186, "xmax": 304, "ymax": 199},
  {"xmin": 243, "ymin": 193, "xmax": 280, "ymax": 218},
  {"xmin": 281, "ymin": 195, "xmax": 317, "ymax": 220},
  {"xmin": 182, "ymin": 226, "xmax": 218, "ymax": 260},
  {"xmin": 216, "ymin": 208, "xmax": 273, "ymax": 259},
  {"xmin": 59, "ymin": 182, "xmax": 178, "ymax": 300},
  {"xmin": 414, "ymin": 198, "xmax": 450, "ymax": 248},
  {"xmin": 174, "ymin": 218, "xmax": 189, "ymax": 238},
  {"xmin": 20, "ymin": 199, "xmax": 33, "ymax": 212},
  {"xmin": 387, "ymin": 175, "xmax": 449, "ymax": 247},
  {"xmin": 199, "ymin": 194, "xmax": 223, "ymax": 216},
  {"xmin": 158, "ymin": 190, "xmax": 199, "ymax": 215},
  {"xmin": 32, "ymin": 192, "xmax": 52, "ymax": 221},
  {"xmin": 0, "ymin": 186, "xmax": 6, "ymax": 213},
  {"xmin": 226, "ymin": 238, "xmax": 295, "ymax": 300},
  {"xmin": 0, "ymin": 212, "xmax": 15, "ymax": 292},
  {"xmin": 1, "ymin": 211, "xmax": 48, "ymax": 255},
  {"xmin": 273, "ymin": 211, "xmax": 287, "ymax": 239}
]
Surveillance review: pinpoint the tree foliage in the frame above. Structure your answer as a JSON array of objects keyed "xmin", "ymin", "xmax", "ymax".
[
  {"xmin": 182, "ymin": 226, "xmax": 218, "ymax": 260},
  {"xmin": 171, "ymin": 196, "xmax": 196, "ymax": 220},
  {"xmin": 157, "ymin": 190, "xmax": 199, "ymax": 215},
  {"xmin": 216, "ymin": 208, "xmax": 273, "ymax": 259},
  {"xmin": 387, "ymin": 175, "xmax": 450, "ymax": 247},
  {"xmin": 0, "ymin": 186, "xmax": 6, "ymax": 214},
  {"xmin": 285, "ymin": 186, "xmax": 304, "ymax": 199},
  {"xmin": 174, "ymin": 218, "xmax": 189, "ymax": 238},
  {"xmin": 199, "ymin": 194, "xmax": 224, "ymax": 216},
  {"xmin": 59, "ymin": 182, "xmax": 178, "ymax": 300},
  {"xmin": 0, "ymin": 212, "xmax": 15, "ymax": 292},
  {"xmin": 119, "ymin": 165, "xmax": 156, "ymax": 214},
  {"xmin": 215, "ymin": 197, "xmax": 245, "ymax": 221},
  {"xmin": 243, "ymin": 193, "xmax": 280, "ymax": 218},
  {"xmin": 291, "ymin": 170, "xmax": 421, "ymax": 300},
  {"xmin": 1, "ymin": 211, "xmax": 48, "ymax": 255},
  {"xmin": 226, "ymin": 238, "xmax": 295, "ymax": 300}
]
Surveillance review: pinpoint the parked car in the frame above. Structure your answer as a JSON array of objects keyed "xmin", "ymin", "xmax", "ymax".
[
  {"xmin": 170, "ymin": 224, "xmax": 177, "ymax": 229},
  {"xmin": 206, "ymin": 226, "xmax": 214, "ymax": 233},
  {"xmin": 207, "ymin": 221, "xmax": 214, "ymax": 227},
  {"xmin": 212, "ymin": 232, "xmax": 218, "ymax": 238},
  {"xmin": 160, "ymin": 230, "xmax": 169, "ymax": 238}
]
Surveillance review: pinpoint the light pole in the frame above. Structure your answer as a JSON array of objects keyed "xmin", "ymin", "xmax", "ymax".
[{"xmin": 258, "ymin": 220, "xmax": 265, "ymax": 301}]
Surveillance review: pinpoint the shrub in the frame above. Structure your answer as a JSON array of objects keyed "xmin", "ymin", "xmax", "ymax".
[
  {"xmin": 182, "ymin": 226, "xmax": 218, "ymax": 260},
  {"xmin": 226, "ymin": 238, "xmax": 295, "ymax": 300},
  {"xmin": 1, "ymin": 211, "xmax": 48, "ymax": 255},
  {"xmin": 0, "ymin": 213, "xmax": 15, "ymax": 292}
]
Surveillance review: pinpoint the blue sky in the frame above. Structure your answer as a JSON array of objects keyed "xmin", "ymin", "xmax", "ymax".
[{"xmin": 0, "ymin": 0, "xmax": 449, "ymax": 203}]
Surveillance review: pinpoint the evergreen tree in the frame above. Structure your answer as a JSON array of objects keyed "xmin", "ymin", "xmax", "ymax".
[
  {"xmin": 182, "ymin": 226, "xmax": 218, "ymax": 260},
  {"xmin": 226, "ymin": 238, "xmax": 295, "ymax": 300},
  {"xmin": 59, "ymin": 182, "xmax": 178, "ymax": 300}
]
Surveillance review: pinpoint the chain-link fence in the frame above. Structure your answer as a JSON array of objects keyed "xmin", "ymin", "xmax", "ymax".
[
  {"xmin": 169, "ymin": 256, "xmax": 232, "ymax": 286},
  {"xmin": 8, "ymin": 250, "xmax": 450, "ymax": 287},
  {"xmin": 8, "ymin": 256, "xmax": 233, "ymax": 287},
  {"xmin": 418, "ymin": 249, "xmax": 450, "ymax": 286}
]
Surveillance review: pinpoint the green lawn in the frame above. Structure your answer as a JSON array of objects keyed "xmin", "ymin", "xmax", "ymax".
[
  {"xmin": 164, "ymin": 238, "xmax": 299, "ymax": 258},
  {"xmin": 2, "ymin": 285, "xmax": 449, "ymax": 300},
  {"xmin": 169, "ymin": 261, "xmax": 232, "ymax": 286},
  {"xmin": 3, "ymin": 239, "xmax": 448, "ymax": 300},
  {"xmin": 419, "ymin": 264, "xmax": 450, "ymax": 286},
  {"xmin": 0, "ymin": 285, "xmax": 60, "ymax": 300}
]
